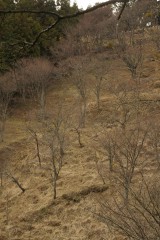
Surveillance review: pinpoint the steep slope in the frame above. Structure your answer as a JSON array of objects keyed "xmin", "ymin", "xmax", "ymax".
[{"xmin": 0, "ymin": 39, "xmax": 160, "ymax": 240}]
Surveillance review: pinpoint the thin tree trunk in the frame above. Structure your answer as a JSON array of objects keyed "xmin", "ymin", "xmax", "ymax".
[
  {"xmin": 0, "ymin": 172, "xmax": 3, "ymax": 187},
  {"xmin": 80, "ymin": 101, "xmax": 87, "ymax": 128},
  {"xmin": 75, "ymin": 127, "xmax": 84, "ymax": 148},
  {"xmin": 53, "ymin": 174, "xmax": 57, "ymax": 200},
  {"xmin": 35, "ymin": 134, "xmax": 41, "ymax": 167},
  {"xmin": 6, "ymin": 173, "xmax": 25, "ymax": 193}
]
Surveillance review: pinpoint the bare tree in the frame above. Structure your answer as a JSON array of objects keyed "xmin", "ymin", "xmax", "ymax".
[
  {"xmin": 75, "ymin": 78, "xmax": 87, "ymax": 128},
  {"xmin": 0, "ymin": 157, "xmax": 25, "ymax": 192},
  {"xmin": 148, "ymin": 122, "xmax": 160, "ymax": 170},
  {"xmin": 52, "ymin": 109, "xmax": 70, "ymax": 157},
  {"xmin": 113, "ymin": 86, "xmax": 132, "ymax": 130},
  {"xmin": 70, "ymin": 57, "xmax": 89, "ymax": 128},
  {"xmin": 0, "ymin": 88, "xmax": 13, "ymax": 142},
  {"xmin": 0, "ymin": 171, "xmax": 3, "ymax": 187},
  {"xmin": 116, "ymin": 12, "xmax": 144, "ymax": 82},
  {"xmin": 0, "ymin": 157, "xmax": 6, "ymax": 187},
  {"xmin": 88, "ymin": 56, "xmax": 108, "ymax": 111},
  {"xmin": 44, "ymin": 108, "xmax": 70, "ymax": 199},
  {"xmin": 94, "ymin": 151, "xmax": 106, "ymax": 185},
  {"xmin": 149, "ymin": 26, "xmax": 160, "ymax": 51},
  {"xmin": 117, "ymin": 34, "xmax": 143, "ymax": 78},
  {"xmin": 15, "ymin": 58, "xmax": 53, "ymax": 121},
  {"xmin": 108, "ymin": 81, "xmax": 139, "ymax": 131},
  {"xmin": 54, "ymin": 6, "xmax": 116, "ymax": 62},
  {"xmin": 5, "ymin": 172, "xmax": 25, "ymax": 193},
  {"xmin": 0, "ymin": 0, "xmax": 129, "ymax": 48},
  {"xmin": 101, "ymin": 131, "xmax": 116, "ymax": 172},
  {"xmin": 26, "ymin": 107, "xmax": 70, "ymax": 199},
  {"xmin": 48, "ymin": 134, "xmax": 63, "ymax": 199},
  {"xmin": 113, "ymin": 126, "xmax": 148, "ymax": 202},
  {"xmin": 27, "ymin": 127, "xmax": 42, "ymax": 167},
  {"xmin": 93, "ymin": 76, "xmax": 104, "ymax": 111},
  {"xmin": 97, "ymin": 175, "xmax": 160, "ymax": 240},
  {"xmin": 74, "ymin": 126, "xmax": 84, "ymax": 148}
]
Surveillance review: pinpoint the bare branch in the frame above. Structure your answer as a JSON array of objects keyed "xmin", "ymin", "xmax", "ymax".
[
  {"xmin": 0, "ymin": 0, "xmax": 129, "ymax": 17},
  {"xmin": 117, "ymin": 0, "xmax": 129, "ymax": 20},
  {"xmin": 0, "ymin": 0, "xmax": 129, "ymax": 47},
  {"xmin": 5, "ymin": 172, "xmax": 25, "ymax": 193}
]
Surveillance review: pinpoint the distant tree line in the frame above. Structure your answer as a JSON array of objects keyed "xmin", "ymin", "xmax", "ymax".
[{"xmin": 0, "ymin": 0, "xmax": 78, "ymax": 73}]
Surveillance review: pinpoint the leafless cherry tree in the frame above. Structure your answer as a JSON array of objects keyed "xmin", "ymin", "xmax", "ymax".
[
  {"xmin": 101, "ymin": 131, "xmax": 116, "ymax": 172},
  {"xmin": 94, "ymin": 151, "xmax": 106, "ymax": 185},
  {"xmin": 148, "ymin": 122, "xmax": 160, "ymax": 170},
  {"xmin": 48, "ymin": 133, "xmax": 63, "ymax": 199},
  {"xmin": 15, "ymin": 58, "xmax": 53, "ymax": 121},
  {"xmin": 27, "ymin": 126, "xmax": 42, "ymax": 167},
  {"xmin": 97, "ymin": 175, "xmax": 160, "ymax": 240},
  {"xmin": 118, "ymin": 36, "xmax": 143, "ymax": 77},
  {"xmin": 113, "ymin": 126, "xmax": 148, "ymax": 202},
  {"xmin": 0, "ymin": 88, "xmax": 13, "ymax": 142},
  {"xmin": 93, "ymin": 76, "xmax": 104, "ymax": 111},
  {"xmin": 74, "ymin": 126, "xmax": 84, "ymax": 148},
  {"xmin": 26, "ymin": 107, "xmax": 70, "ymax": 199},
  {"xmin": 149, "ymin": 26, "xmax": 160, "ymax": 51},
  {"xmin": 5, "ymin": 172, "xmax": 25, "ymax": 193},
  {"xmin": 108, "ymin": 81, "xmax": 140, "ymax": 131},
  {"xmin": 0, "ymin": 157, "xmax": 6, "ymax": 187},
  {"xmin": 0, "ymin": 155, "xmax": 25, "ymax": 192},
  {"xmin": 69, "ymin": 57, "xmax": 89, "ymax": 128},
  {"xmin": 88, "ymin": 56, "xmax": 108, "ymax": 111},
  {"xmin": 116, "ymin": 19, "xmax": 144, "ymax": 83},
  {"xmin": 43, "ymin": 108, "xmax": 70, "ymax": 199}
]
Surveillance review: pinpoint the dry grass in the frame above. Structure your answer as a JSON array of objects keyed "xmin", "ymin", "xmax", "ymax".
[{"xmin": 0, "ymin": 38, "xmax": 160, "ymax": 240}]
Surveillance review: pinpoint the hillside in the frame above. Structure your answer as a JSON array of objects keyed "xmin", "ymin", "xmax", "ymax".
[{"xmin": 0, "ymin": 30, "xmax": 160, "ymax": 240}]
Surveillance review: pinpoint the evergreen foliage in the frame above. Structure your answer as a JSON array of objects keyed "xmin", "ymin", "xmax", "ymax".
[{"xmin": 0, "ymin": 0, "xmax": 78, "ymax": 73}]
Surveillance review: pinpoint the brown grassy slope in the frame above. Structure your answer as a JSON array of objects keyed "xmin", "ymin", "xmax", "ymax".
[{"xmin": 0, "ymin": 38, "xmax": 160, "ymax": 240}]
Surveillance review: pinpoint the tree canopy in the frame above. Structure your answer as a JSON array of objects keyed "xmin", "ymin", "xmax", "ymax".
[
  {"xmin": 1, "ymin": 0, "xmax": 159, "ymax": 73},
  {"xmin": 0, "ymin": 0, "xmax": 79, "ymax": 72}
]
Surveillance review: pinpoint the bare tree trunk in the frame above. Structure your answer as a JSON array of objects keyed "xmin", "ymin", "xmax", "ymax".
[
  {"xmin": 80, "ymin": 100, "xmax": 87, "ymax": 128},
  {"xmin": 98, "ymin": 176, "xmax": 160, "ymax": 240},
  {"xmin": 0, "ymin": 114, "xmax": 7, "ymax": 142},
  {"xmin": 53, "ymin": 172, "xmax": 57, "ymax": 200},
  {"xmin": 108, "ymin": 152, "xmax": 113, "ymax": 172},
  {"xmin": 124, "ymin": 179, "xmax": 130, "ymax": 204},
  {"xmin": 11, "ymin": 175, "xmax": 25, "ymax": 193},
  {"xmin": 60, "ymin": 145, "xmax": 64, "ymax": 158},
  {"xmin": 35, "ymin": 134, "xmax": 42, "ymax": 167},
  {"xmin": 155, "ymin": 148, "xmax": 160, "ymax": 170},
  {"xmin": 95, "ymin": 153, "xmax": 106, "ymax": 185},
  {"xmin": 94, "ymin": 76, "xmax": 103, "ymax": 111},
  {"xmin": 6, "ymin": 173, "xmax": 25, "ymax": 193},
  {"xmin": 27, "ymin": 128, "xmax": 42, "ymax": 167},
  {"xmin": 97, "ymin": 93, "xmax": 100, "ymax": 111},
  {"xmin": 0, "ymin": 122, "xmax": 4, "ymax": 142},
  {"xmin": 40, "ymin": 86, "xmax": 46, "ymax": 122},
  {"xmin": 50, "ymin": 147, "xmax": 58, "ymax": 200},
  {"xmin": 0, "ymin": 172, "xmax": 3, "ymax": 187},
  {"xmin": 6, "ymin": 193, "xmax": 9, "ymax": 225},
  {"xmin": 75, "ymin": 127, "xmax": 84, "ymax": 148}
]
